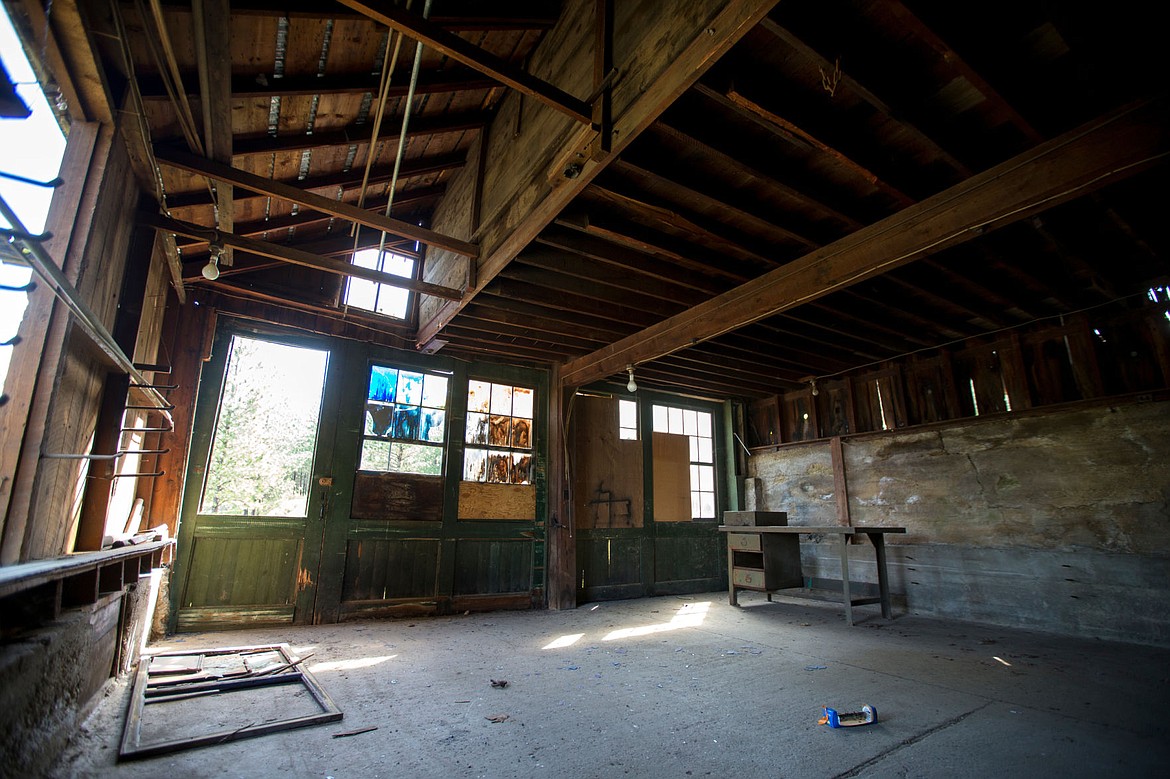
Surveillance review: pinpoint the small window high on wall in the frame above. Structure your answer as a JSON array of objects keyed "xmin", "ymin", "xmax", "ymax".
[
  {"xmin": 653, "ymin": 405, "xmax": 716, "ymax": 520},
  {"xmin": 464, "ymin": 380, "xmax": 534, "ymax": 484},
  {"xmin": 361, "ymin": 364, "xmax": 449, "ymax": 475},
  {"xmin": 344, "ymin": 249, "xmax": 415, "ymax": 319}
]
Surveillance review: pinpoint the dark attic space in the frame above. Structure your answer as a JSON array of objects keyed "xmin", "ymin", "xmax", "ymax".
[{"xmin": 0, "ymin": 0, "xmax": 1167, "ymax": 775}]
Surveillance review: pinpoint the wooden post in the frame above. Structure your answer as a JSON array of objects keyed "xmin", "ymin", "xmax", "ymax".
[{"xmin": 544, "ymin": 365, "xmax": 576, "ymax": 609}]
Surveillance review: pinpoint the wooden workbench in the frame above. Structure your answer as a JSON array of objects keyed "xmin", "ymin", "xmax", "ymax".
[{"xmin": 717, "ymin": 524, "xmax": 906, "ymax": 625}]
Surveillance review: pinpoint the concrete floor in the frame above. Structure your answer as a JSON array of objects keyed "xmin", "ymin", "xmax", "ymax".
[{"xmin": 52, "ymin": 592, "xmax": 1170, "ymax": 778}]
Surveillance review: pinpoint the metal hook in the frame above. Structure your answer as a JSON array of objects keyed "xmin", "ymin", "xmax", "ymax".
[{"xmin": 0, "ymin": 170, "xmax": 64, "ymax": 188}]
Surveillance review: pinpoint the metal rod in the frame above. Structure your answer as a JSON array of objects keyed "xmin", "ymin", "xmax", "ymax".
[
  {"xmin": 110, "ymin": 471, "xmax": 165, "ymax": 479},
  {"xmin": 41, "ymin": 448, "xmax": 170, "ymax": 460},
  {"xmin": 121, "ymin": 426, "xmax": 174, "ymax": 433},
  {"xmin": 133, "ymin": 362, "xmax": 172, "ymax": 373},
  {"xmin": 125, "ymin": 403, "xmax": 176, "ymax": 411},
  {"xmin": 0, "ymin": 193, "xmax": 175, "ymax": 424},
  {"xmin": 0, "ymin": 170, "xmax": 62, "ymax": 188}
]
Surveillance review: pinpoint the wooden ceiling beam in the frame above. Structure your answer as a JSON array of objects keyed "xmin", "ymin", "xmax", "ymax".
[
  {"xmin": 155, "ymin": 146, "xmax": 477, "ymax": 257},
  {"xmin": 418, "ymin": 0, "xmax": 782, "ymax": 348},
  {"xmin": 514, "ymin": 247, "xmax": 710, "ymax": 307},
  {"xmin": 167, "ymin": 155, "xmax": 462, "ymax": 209},
  {"xmin": 192, "ymin": 0, "xmax": 235, "ymax": 265},
  {"xmin": 157, "ymin": 0, "xmax": 560, "ymax": 29},
  {"xmin": 559, "ymin": 98, "xmax": 1170, "ymax": 387},
  {"xmin": 139, "ymin": 68, "xmax": 497, "ymax": 101},
  {"xmin": 142, "ymin": 213, "xmax": 464, "ymax": 300},
  {"xmin": 227, "ymin": 112, "xmax": 489, "ymax": 158},
  {"xmin": 337, "ymin": 0, "xmax": 591, "ymax": 124}
]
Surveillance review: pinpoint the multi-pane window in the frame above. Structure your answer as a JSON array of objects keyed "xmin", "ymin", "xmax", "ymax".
[
  {"xmin": 652, "ymin": 404, "xmax": 716, "ymax": 519},
  {"xmin": 344, "ymin": 249, "xmax": 415, "ymax": 319},
  {"xmin": 618, "ymin": 399, "xmax": 638, "ymax": 440},
  {"xmin": 360, "ymin": 365, "xmax": 448, "ymax": 475},
  {"xmin": 464, "ymin": 380, "xmax": 534, "ymax": 484}
]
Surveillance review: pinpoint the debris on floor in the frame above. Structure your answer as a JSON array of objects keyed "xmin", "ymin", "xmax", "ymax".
[
  {"xmin": 819, "ymin": 705, "xmax": 878, "ymax": 728},
  {"xmin": 490, "ymin": 679, "xmax": 509, "ymax": 688},
  {"xmin": 118, "ymin": 643, "xmax": 342, "ymax": 761}
]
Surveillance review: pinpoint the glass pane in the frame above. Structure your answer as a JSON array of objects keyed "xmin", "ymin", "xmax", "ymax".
[
  {"xmin": 490, "ymin": 383, "xmax": 513, "ymax": 415},
  {"xmin": 697, "ymin": 412, "xmax": 712, "ymax": 437},
  {"xmin": 397, "ymin": 371, "xmax": 424, "ymax": 406},
  {"xmin": 668, "ymin": 406, "xmax": 684, "ymax": 434},
  {"xmin": 690, "ymin": 493, "xmax": 701, "ymax": 520},
  {"xmin": 619, "ymin": 399, "xmax": 637, "ymax": 430},
  {"xmin": 511, "ymin": 417, "xmax": 532, "ymax": 449},
  {"xmin": 697, "ymin": 464, "xmax": 714, "ymax": 491},
  {"xmin": 360, "ymin": 439, "xmax": 391, "ymax": 471},
  {"xmin": 652, "ymin": 405, "xmax": 668, "ymax": 433},
  {"xmin": 391, "ymin": 406, "xmax": 421, "ymax": 440},
  {"xmin": 485, "ymin": 452, "xmax": 512, "ymax": 483},
  {"xmin": 699, "ymin": 492, "xmax": 715, "ymax": 519},
  {"xmin": 389, "ymin": 442, "xmax": 442, "ymax": 475},
  {"xmin": 464, "ymin": 448, "xmax": 487, "ymax": 481},
  {"xmin": 466, "ymin": 412, "xmax": 489, "ymax": 444},
  {"xmin": 422, "ymin": 374, "xmax": 448, "ymax": 409},
  {"xmin": 468, "ymin": 380, "xmax": 492, "ymax": 413},
  {"xmin": 368, "ymin": 366, "xmax": 398, "ymax": 402},
  {"xmin": 697, "ymin": 437, "xmax": 713, "ymax": 463},
  {"xmin": 689, "ymin": 436, "xmax": 699, "ymax": 462},
  {"xmin": 690, "ymin": 464, "xmax": 700, "ymax": 489},
  {"xmin": 374, "ymin": 285, "xmax": 409, "ymax": 319},
  {"xmin": 683, "ymin": 409, "xmax": 698, "ymax": 436},
  {"xmin": 366, "ymin": 402, "xmax": 393, "ymax": 437},
  {"xmin": 420, "ymin": 409, "xmax": 445, "ymax": 443},
  {"xmin": 512, "ymin": 386, "xmax": 534, "ymax": 418},
  {"xmin": 345, "ymin": 277, "xmax": 377, "ymax": 310},
  {"xmin": 511, "ymin": 452, "xmax": 533, "ymax": 485},
  {"xmin": 488, "ymin": 415, "xmax": 511, "ymax": 446},
  {"xmin": 201, "ymin": 336, "xmax": 328, "ymax": 517}
]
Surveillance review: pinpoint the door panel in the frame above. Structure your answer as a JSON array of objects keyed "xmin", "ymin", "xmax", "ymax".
[{"xmin": 173, "ymin": 330, "xmax": 335, "ymax": 630}]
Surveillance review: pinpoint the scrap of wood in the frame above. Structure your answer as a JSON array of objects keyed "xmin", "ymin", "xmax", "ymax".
[
  {"xmin": 332, "ymin": 725, "xmax": 379, "ymax": 738},
  {"xmin": 486, "ymin": 713, "xmax": 509, "ymax": 723},
  {"xmin": 253, "ymin": 652, "xmax": 314, "ymax": 677}
]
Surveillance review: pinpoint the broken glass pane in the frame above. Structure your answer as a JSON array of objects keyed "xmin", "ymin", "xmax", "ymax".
[
  {"xmin": 485, "ymin": 452, "xmax": 512, "ymax": 483},
  {"xmin": 391, "ymin": 406, "xmax": 421, "ymax": 440},
  {"xmin": 421, "ymin": 409, "xmax": 446, "ymax": 443},
  {"xmin": 464, "ymin": 448, "xmax": 487, "ymax": 481},
  {"xmin": 366, "ymin": 402, "xmax": 393, "ymax": 437},
  {"xmin": 396, "ymin": 371, "xmax": 424, "ymax": 406},
  {"xmin": 511, "ymin": 417, "xmax": 532, "ymax": 449},
  {"xmin": 368, "ymin": 366, "xmax": 398, "ymax": 403},
  {"xmin": 511, "ymin": 452, "xmax": 533, "ymax": 484},
  {"xmin": 488, "ymin": 415, "xmax": 511, "ymax": 446},
  {"xmin": 466, "ymin": 412, "xmax": 489, "ymax": 445}
]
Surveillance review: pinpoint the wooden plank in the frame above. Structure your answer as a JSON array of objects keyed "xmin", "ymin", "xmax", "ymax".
[
  {"xmin": 457, "ymin": 482, "xmax": 535, "ymax": 520},
  {"xmin": 559, "ymin": 98, "xmax": 1170, "ymax": 387},
  {"xmin": 337, "ymin": 0, "xmax": 591, "ymax": 124},
  {"xmin": 417, "ymin": 0, "xmax": 782, "ymax": 346},
  {"xmin": 140, "ymin": 213, "xmax": 464, "ymax": 301},
  {"xmin": 0, "ymin": 123, "xmax": 101, "ymax": 562},
  {"xmin": 152, "ymin": 147, "xmax": 479, "ymax": 257},
  {"xmin": 350, "ymin": 473, "xmax": 444, "ymax": 521}
]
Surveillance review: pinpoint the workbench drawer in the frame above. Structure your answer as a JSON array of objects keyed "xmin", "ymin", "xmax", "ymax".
[
  {"xmin": 727, "ymin": 533, "xmax": 762, "ymax": 552},
  {"xmin": 732, "ymin": 567, "xmax": 767, "ymax": 589}
]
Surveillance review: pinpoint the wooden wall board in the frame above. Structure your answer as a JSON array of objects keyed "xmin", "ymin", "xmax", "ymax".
[
  {"xmin": 651, "ymin": 432, "xmax": 691, "ymax": 523},
  {"xmin": 572, "ymin": 395, "xmax": 643, "ymax": 529}
]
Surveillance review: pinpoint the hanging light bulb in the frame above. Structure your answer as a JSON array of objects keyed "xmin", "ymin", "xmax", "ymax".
[
  {"xmin": 201, "ymin": 240, "xmax": 223, "ymax": 281},
  {"xmin": 810, "ymin": 377, "xmax": 819, "ymax": 396},
  {"xmin": 626, "ymin": 364, "xmax": 638, "ymax": 393}
]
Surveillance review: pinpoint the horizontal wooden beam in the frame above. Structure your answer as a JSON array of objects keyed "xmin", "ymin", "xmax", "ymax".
[
  {"xmin": 139, "ymin": 68, "xmax": 497, "ymax": 101},
  {"xmin": 228, "ymin": 112, "xmax": 489, "ymax": 158},
  {"xmin": 417, "ymin": 0, "xmax": 782, "ymax": 347},
  {"xmin": 337, "ymin": 0, "xmax": 591, "ymax": 124},
  {"xmin": 156, "ymin": 0, "xmax": 559, "ymax": 29},
  {"xmin": 154, "ymin": 146, "xmax": 478, "ymax": 257},
  {"xmin": 141, "ymin": 213, "xmax": 465, "ymax": 301},
  {"xmin": 559, "ymin": 98, "xmax": 1170, "ymax": 387}
]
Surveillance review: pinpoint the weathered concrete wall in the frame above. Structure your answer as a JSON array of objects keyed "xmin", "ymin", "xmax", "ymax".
[{"xmin": 748, "ymin": 398, "xmax": 1170, "ymax": 645}]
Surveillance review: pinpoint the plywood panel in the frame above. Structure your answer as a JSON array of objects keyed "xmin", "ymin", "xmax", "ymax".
[
  {"xmin": 572, "ymin": 396, "xmax": 643, "ymax": 529},
  {"xmin": 457, "ymin": 482, "xmax": 535, "ymax": 520},
  {"xmin": 651, "ymin": 432, "xmax": 691, "ymax": 522}
]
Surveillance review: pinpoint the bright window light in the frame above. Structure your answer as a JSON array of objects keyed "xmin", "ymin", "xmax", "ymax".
[
  {"xmin": 344, "ymin": 249, "xmax": 415, "ymax": 319},
  {"xmin": 542, "ymin": 633, "xmax": 584, "ymax": 650}
]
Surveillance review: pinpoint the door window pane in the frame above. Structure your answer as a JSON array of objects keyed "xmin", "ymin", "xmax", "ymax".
[
  {"xmin": 463, "ymin": 380, "xmax": 535, "ymax": 484},
  {"xmin": 201, "ymin": 336, "xmax": 328, "ymax": 517},
  {"xmin": 360, "ymin": 363, "xmax": 449, "ymax": 475}
]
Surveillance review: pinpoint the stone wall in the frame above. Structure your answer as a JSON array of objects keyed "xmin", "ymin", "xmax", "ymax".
[{"xmin": 747, "ymin": 397, "xmax": 1170, "ymax": 645}]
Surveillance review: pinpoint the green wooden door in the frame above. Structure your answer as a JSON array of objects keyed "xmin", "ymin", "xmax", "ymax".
[{"xmin": 172, "ymin": 326, "xmax": 341, "ymax": 631}]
